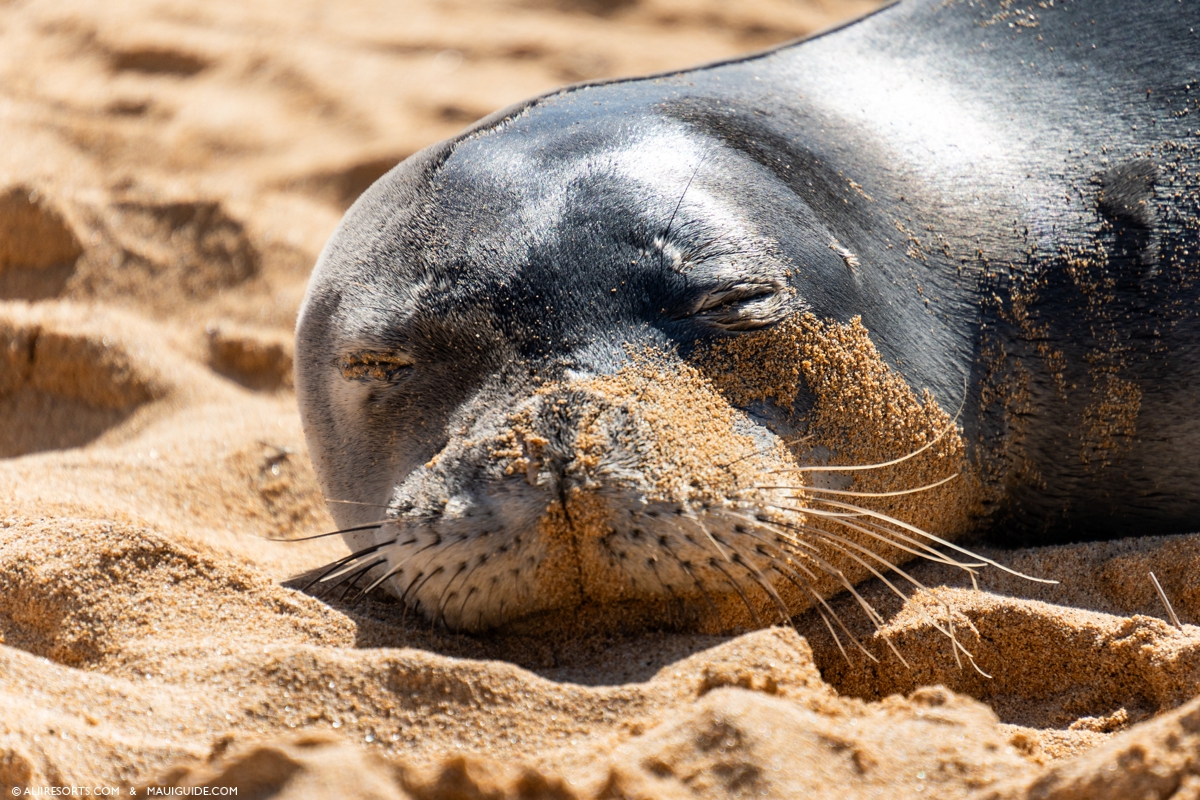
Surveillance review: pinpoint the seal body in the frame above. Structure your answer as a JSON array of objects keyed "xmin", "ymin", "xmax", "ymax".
[{"xmin": 296, "ymin": 0, "xmax": 1200, "ymax": 632}]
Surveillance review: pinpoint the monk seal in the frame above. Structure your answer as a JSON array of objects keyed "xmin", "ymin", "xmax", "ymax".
[{"xmin": 294, "ymin": 0, "xmax": 1200, "ymax": 643}]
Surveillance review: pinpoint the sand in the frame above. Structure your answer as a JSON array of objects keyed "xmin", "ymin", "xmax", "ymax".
[{"xmin": 3, "ymin": 0, "xmax": 1200, "ymax": 796}]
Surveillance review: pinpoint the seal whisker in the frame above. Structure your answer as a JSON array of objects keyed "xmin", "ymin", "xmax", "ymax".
[
  {"xmin": 318, "ymin": 558, "xmax": 386, "ymax": 599},
  {"xmin": 768, "ymin": 521, "xmax": 969, "ymax": 657},
  {"xmin": 363, "ymin": 557, "xmax": 419, "ymax": 596},
  {"xmin": 829, "ymin": 514, "xmax": 988, "ymax": 583},
  {"xmin": 734, "ymin": 520, "xmax": 913, "ymax": 665},
  {"xmin": 729, "ymin": 513, "xmax": 936, "ymax": 662},
  {"xmin": 763, "ymin": 406, "xmax": 964, "ymax": 476},
  {"xmin": 638, "ymin": 549, "xmax": 693, "ymax": 627},
  {"xmin": 812, "ymin": 498, "xmax": 1056, "ymax": 584},
  {"xmin": 318, "ymin": 551, "xmax": 394, "ymax": 585},
  {"xmin": 775, "ymin": 520, "xmax": 936, "ymax": 609},
  {"xmin": 752, "ymin": 518, "xmax": 987, "ymax": 670},
  {"xmin": 755, "ymin": 473, "xmax": 960, "ymax": 499},
  {"xmin": 764, "ymin": 502, "xmax": 985, "ymax": 573},
  {"xmin": 396, "ymin": 566, "xmax": 445, "ymax": 610},
  {"xmin": 815, "ymin": 509, "xmax": 984, "ymax": 573},
  {"xmin": 364, "ymin": 562, "xmax": 415, "ymax": 598},
  {"xmin": 790, "ymin": 499, "xmax": 1003, "ymax": 585},
  {"xmin": 783, "ymin": 540, "xmax": 887, "ymax": 630},
  {"xmin": 706, "ymin": 550, "xmax": 764, "ymax": 628},
  {"xmin": 682, "ymin": 509, "xmax": 731, "ymax": 562},
  {"xmin": 298, "ymin": 540, "xmax": 396, "ymax": 593},
  {"xmin": 768, "ymin": 542, "xmax": 907, "ymax": 666},
  {"xmin": 758, "ymin": 532, "xmax": 914, "ymax": 667},
  {"xmin": 815, "ymin": 608, "xmax": 853, "ymax": 664},
  {"xmin": 434, "ymin": 560, "xmax": 472, "ymax": 626},
  {"xmin": 447, "ymin": 555, "xmax": 492, "ymax": 627},
  {"xmin": 440, "ymin": 551, "xmax": 500, "ymax": 628},
  {"xmin": 724, "ymin": 543, "xmax": 795, "ymax": 626},
  {"xmin": 727, "ymin": 512, "xmax": 860, "ymax": 583},
  {"xmin": 786, "ymin": 507, "xmax": 869, "ymax": 519},
  {"xmin": 334, "ymin": 558, "xmax": 388, "ymax": 602},
  {"xmin": 452, "ymin": 585, "xmax": 480, "ymax": 629},
  {"xmin": 356, "ymin": 533, "xmax": 454, "ymax": 600},
  {"xmin": 659, "ymin": 544, "xmax": 724, "ymax": 624},
  {"xmin": 1150, "ymin": 571, "xmax": 1184, "ymax": 630},
  {"xmin": 726, "ymin": 512, "xmax": 891, "ymax": 651},
  {"xmin": 772, "ymin": 494, "xmax": 998, "ymax": 623},
  {"xmin": 660, "ymin": 147, "xmax": 713, "ymax": 247},
  {"xmin": 761, "ymin": 550, "xmax": 880, "ymax": 663},
  {"xmin": 473, "ymin": 576, "xmax": 500, "ymax": 631},
  {"xmin": 270, "ymin": 520, "xmax": 392, "ymax": 543},
  {"xmin": 947, "ymin": 606, "xmax": 992, "ymax": 679},
  {"xmin": 494, "ymin": 588, "xmax": 510, "ymax": 630},
  {"xmin": 312, "ymin": 537, "xmax": 415, "ymax": 587}
]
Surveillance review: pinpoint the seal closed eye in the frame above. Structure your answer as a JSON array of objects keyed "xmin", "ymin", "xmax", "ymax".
[
  {"xmin": 339, "ymin": 351, "xmax": 414, "ymax": 382},
  {"xmin": 295, "ymin": 0, "xmax": 1200, "ymax": 647}
]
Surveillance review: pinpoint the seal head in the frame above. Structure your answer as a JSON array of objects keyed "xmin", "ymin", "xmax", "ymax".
[{"xmin": 295, "ymin": 77, "xmax": 984, "ymax": 633}]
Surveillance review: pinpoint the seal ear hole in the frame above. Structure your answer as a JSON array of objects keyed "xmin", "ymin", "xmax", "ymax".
[{"xmin": 339, "ymin": 350, "xmax": 415, "ymax": 383}]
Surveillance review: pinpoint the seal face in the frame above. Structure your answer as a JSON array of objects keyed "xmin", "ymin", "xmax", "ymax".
[{"xmin": 296, "ymin": 0, "xmax": 1200, "ymax": 634}]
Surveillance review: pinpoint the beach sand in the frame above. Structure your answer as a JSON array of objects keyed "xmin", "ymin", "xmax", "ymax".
[{"xmin": 2, "ymin": 0, "xmax": 1200, "ymax": 797}]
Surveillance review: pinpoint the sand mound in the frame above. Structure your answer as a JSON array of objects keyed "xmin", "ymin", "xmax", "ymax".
[
  {"xmin": 0, "ymin": 187, "xmax": 84, "ymax": 301},
  {"xmin": 0, "ymin": 305, "xmax": 160, "ymax": 457},
  {"xmin": 102, "ymin": 197, "xmax": 259, "ymax": 297},
  {"xmin": 206, "ymin": 320, "xmax": 295, "ymax": 392},
  {"xmin": 0, "ymin": 518, "xmax": 352, "ymax": 669},
  {"xmin": 2, "ymin": 0, "xmax": 1200, "ymax": 796}
]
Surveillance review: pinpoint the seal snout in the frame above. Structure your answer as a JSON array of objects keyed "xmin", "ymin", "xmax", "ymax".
[{"xmin": 353, "ymin": 356, "xmax": 808, "ymax": 631}]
